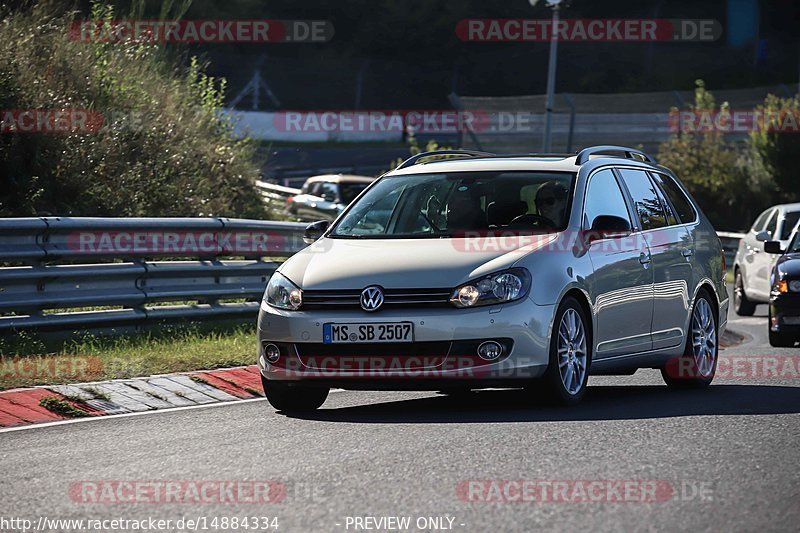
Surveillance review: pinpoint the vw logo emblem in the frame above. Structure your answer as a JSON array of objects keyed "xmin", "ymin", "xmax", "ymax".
[{"xmin": 360, "ymin": 286, "xmax": 384, "ymax": 312}]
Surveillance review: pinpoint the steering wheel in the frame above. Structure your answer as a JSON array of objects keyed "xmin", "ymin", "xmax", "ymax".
[{"xmin": 507, "ymin": 213, "xmax": 555, "ymax": 228}]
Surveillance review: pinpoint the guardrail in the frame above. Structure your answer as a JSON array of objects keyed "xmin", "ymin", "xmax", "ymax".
[
  {"xmin": 717, "ymin": 231, "xmax": 745, "ymax": 268},
  {"xmin": 0, "ymin": 217, "xmax": 745, "ymax": 337},
  {"xmin": 0, "ymin": 217, "xmax": 306, "ymax": 335}
]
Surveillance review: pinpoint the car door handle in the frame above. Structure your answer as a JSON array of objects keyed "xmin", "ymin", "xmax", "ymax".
[
  {"xmin": 639, "ymin": 252, "xmax": 651, "ymax": 265},
  {"xmin": 681, "ymin": 249, "xmax": 694, "ymax": 258}
]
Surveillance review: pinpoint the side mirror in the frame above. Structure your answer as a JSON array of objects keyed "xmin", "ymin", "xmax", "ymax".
[
  {"xmin": 585, "ymin": 215, "xmax": 631, "ymax": 243},
  {"xmin": 764, "ymin": 240, "xmax": 785, "ymax": 254},
  {"xmin": 755, "ymin": 230, "xmax": 771, "ymax": 242},
  {"xmin": 303, "ymin": 220, "xmax": 330, "ymax": 244},
  {"xmin": 321, "ymin": 191, "xmax": 337, "ymax": 202}
]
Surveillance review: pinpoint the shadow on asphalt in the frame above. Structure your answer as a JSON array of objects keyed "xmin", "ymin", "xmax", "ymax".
[{"xmin": 283, "ymin": 385, "xmax": 800, "ymax": 423}]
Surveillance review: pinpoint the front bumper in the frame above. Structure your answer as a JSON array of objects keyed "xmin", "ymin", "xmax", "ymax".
[
  {"xmin": 256, "ymin": 297, "xmax": 555, "ymax": 387},
  {"xmin": 770, "ymin": 291, "xmax": 800, "ymax": 334}
]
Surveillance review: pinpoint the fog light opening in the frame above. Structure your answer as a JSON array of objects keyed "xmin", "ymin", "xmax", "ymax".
[
  {"xmin": 263, "ymin": 343, "xmax": 281, "ymax": 363},
  {"xmin": 477, "ymin": 341, "xmax": 503, "ymax": 361}
]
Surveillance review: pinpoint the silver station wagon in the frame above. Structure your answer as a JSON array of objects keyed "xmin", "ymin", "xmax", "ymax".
[{"xmin": 258, "ymin": 146, "xmax": 728, "ymax": 411}]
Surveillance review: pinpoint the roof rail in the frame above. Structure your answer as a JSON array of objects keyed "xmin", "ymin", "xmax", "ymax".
[
  {"xmin": 576, "ymin": 145, "xmax": 656, "ymax": 165},
  {"xmin": 395, "ymin": 150, "xmax": 496, "ymax": 170}
]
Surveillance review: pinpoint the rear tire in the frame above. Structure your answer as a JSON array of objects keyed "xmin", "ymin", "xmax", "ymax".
[
  {"xmin": 261, "ymin": 376, "xmax": 328, "ymax": 412},
  {"xmin": 537, "ymin": 296, "xmax": 591, "ymax": 406},
  {"xmin": 734, "ymin": 270, "xmax": 756, "ymax": 316},
  {"xmin": 662, "ymin": 290, "xmax": 718, "ymax": 389}
]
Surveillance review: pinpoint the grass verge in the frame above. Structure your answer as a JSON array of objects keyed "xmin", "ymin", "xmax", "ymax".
[
  {"xmin": 39, "ymin": 396, "xmax": 90, "ymax": 418},
  {"xmin": 0, "ymin": 322, "xmax": 257, "ymax": 391}
]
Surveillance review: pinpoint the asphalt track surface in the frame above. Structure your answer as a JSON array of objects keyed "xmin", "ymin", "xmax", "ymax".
[{"xmin": 1, "ymin": 292, "xmax": 799, "ymax": 532}]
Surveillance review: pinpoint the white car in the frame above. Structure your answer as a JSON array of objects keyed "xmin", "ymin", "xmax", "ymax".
[
  {"xmin": 258, "ymin": 147, "xmax": 728, "ymax": 411},
  {"xmin": 733, "ymin": 203, "xmax": 800, "ymax": 315}
]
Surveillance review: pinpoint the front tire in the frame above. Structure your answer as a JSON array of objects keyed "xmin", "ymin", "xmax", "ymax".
[
  {"xmin": 769, "ymin": 307, "xmax": 797, "ymax": 347},
  {"xmin": 538, "ymin": 296, "xmax": 591, "ymax": 405},
  {"xmin": 661, "ymin": 291, "xmax": 718, "ymax": 388},
  {"xmin": 734, "ymin": 270, "xmax": 756, "ymax": 316},
  {"xmin": 261, "ymin": 376, "xmax": 328, "ymax": 412}
]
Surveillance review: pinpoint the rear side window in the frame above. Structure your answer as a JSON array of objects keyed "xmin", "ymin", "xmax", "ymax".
[
  {"xmin": 651, "ymin": 173, "xmax": 696, "ymax": 224},
  {"xmin": 651, "ymin": 179, "xmax": 678, "ymax": 225},
  {"xmin": 583, "ymin": 169, "xmax": 631, "ymax": 230},
  {"xmin": 617, "ymin": 169, "xmax": 667, "ymax": 230},
  {"xmin": 780, "ymin": 211, "xmax": 800, "ymax": 240}
]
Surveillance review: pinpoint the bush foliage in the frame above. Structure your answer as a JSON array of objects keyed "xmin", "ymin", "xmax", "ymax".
[
  {"xmin": 658, "ymin": 80, "xmax": 799, "ymax": 230},
  {"xmin": 0, "ymin": 2, "xmax": 270, "ymax": 219}
]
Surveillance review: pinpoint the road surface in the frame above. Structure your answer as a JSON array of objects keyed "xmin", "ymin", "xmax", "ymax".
[{"xmin": 1, "ymin": 295, "xmax": 798, "ymax": 532}]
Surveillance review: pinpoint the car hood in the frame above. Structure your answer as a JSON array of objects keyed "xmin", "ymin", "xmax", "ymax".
[
  {"xmin": 278, "ymin": 236, "xmax": 544, "ymax": 289},
  {"xmin": 776, "ymin": 252, "xmax": 800, "ymax": 278}
]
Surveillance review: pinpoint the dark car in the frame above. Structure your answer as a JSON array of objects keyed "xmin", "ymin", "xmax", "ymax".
[
  {"xmin": 765, "ymin": 222, "xmax": 800, "ymax": 347},
  {"xmin": 287, "ymin": 174, "xmax": 375, "ymax": 221}
]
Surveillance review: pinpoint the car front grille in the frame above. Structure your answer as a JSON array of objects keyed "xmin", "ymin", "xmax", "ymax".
[{"xmin": 302, "ymin": 288, "xmax": 452, "ymax": 309}]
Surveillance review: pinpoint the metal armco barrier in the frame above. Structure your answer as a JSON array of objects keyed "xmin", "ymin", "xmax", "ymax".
[
  {"xmin": 717, "ymin": 231, "xmax": 745, "ymax": 268},
  {"xmin": 0, "ymin": 217, "xmax": 307, "ymax": 334},
  {"xmin": 0, "ymin": 217, "xmax": 745, "ymax": 336}
]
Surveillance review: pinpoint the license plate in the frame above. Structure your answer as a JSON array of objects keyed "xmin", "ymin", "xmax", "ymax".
[
  {"xmin": 783, "ymin": 316, "xmax": 800, "ymax": 325},
  {"xmin": 323, "ymin": 322, "xmax": 414, "ymax": 344}
]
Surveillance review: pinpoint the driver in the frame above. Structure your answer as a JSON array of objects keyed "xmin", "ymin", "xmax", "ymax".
[{"xmin": 534, "ymin": 181, "xmax": 568, "ymax": 226}]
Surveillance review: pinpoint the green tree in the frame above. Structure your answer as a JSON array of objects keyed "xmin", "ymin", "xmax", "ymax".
[
  {"xmin": 0, "ymin": 1, "xmax": 270, "ymax": 219},
  {"xmin": 657, "ymin": 80, "xmax": 754, "ymax": 230},
  {"xmin": 748, "ymin": 94, "xmax": 800, "ymax": 203}
]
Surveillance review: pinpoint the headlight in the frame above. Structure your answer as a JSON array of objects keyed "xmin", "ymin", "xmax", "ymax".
[
  {"xmin": 790, "ymin": 280, "xmax": 800, "ymax": 292},
  {"xmin": 450, "ymin": 268, "xmax": 531, "ymax": 308},
  {"xmin": 265, "ymin": 272, "xmax": 303, "ymax": 310}
]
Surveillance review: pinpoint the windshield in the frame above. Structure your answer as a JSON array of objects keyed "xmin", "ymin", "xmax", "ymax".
[
  {"xmin": 330, "ymin": 171, "xmax": 575, "ymax": 238},
  {"xmin": 781, "ymin": 211, "xmax": 800, "ymax": 240},
  {"xmin": 789, "ymin": 225, "xmax": 800, "ymax": 253}
]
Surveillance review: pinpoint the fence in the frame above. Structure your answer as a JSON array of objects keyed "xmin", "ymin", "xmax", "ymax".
[
  {"xmin": 0, "ymin": 217, "xmax": 745, "ymax": 337},
  {"xmin": 0, "ymin": 217, "xmax": 306, "ymax": 336}
]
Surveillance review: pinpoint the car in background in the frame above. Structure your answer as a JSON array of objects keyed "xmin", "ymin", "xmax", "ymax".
[
  {"xmin": 733, "ymin": 203, "xmax": 800, "ymax": 315},
  {"xmin": 287, "ymin": 174, "xmax": 375, "ymax": 221},
  {"xmin": 764, "ymin": 221, "xmax": 800, "ymax": 347}
]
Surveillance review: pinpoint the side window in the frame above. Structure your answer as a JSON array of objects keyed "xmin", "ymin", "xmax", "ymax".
[
  {"xmin": 618, "ymin": 169, "xmax": 667, "ymax": 230},
  {"xmin": 651, "ymin": 179, "xmax": 678, "ymax": 225},
  {"xmin": 764, "ymin": 210, "xmax": 778, "ymax": 238},
  {"xmin": 752, "ymin": 209, "xmax": 772, "ymax": 232},
  {"xmin": 651, "ymin": 173, "xmax": 696, "ymax": 224},
  {"xmin": 583, "ymin": 169, "xmax": 631, "ymax": 230}
]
